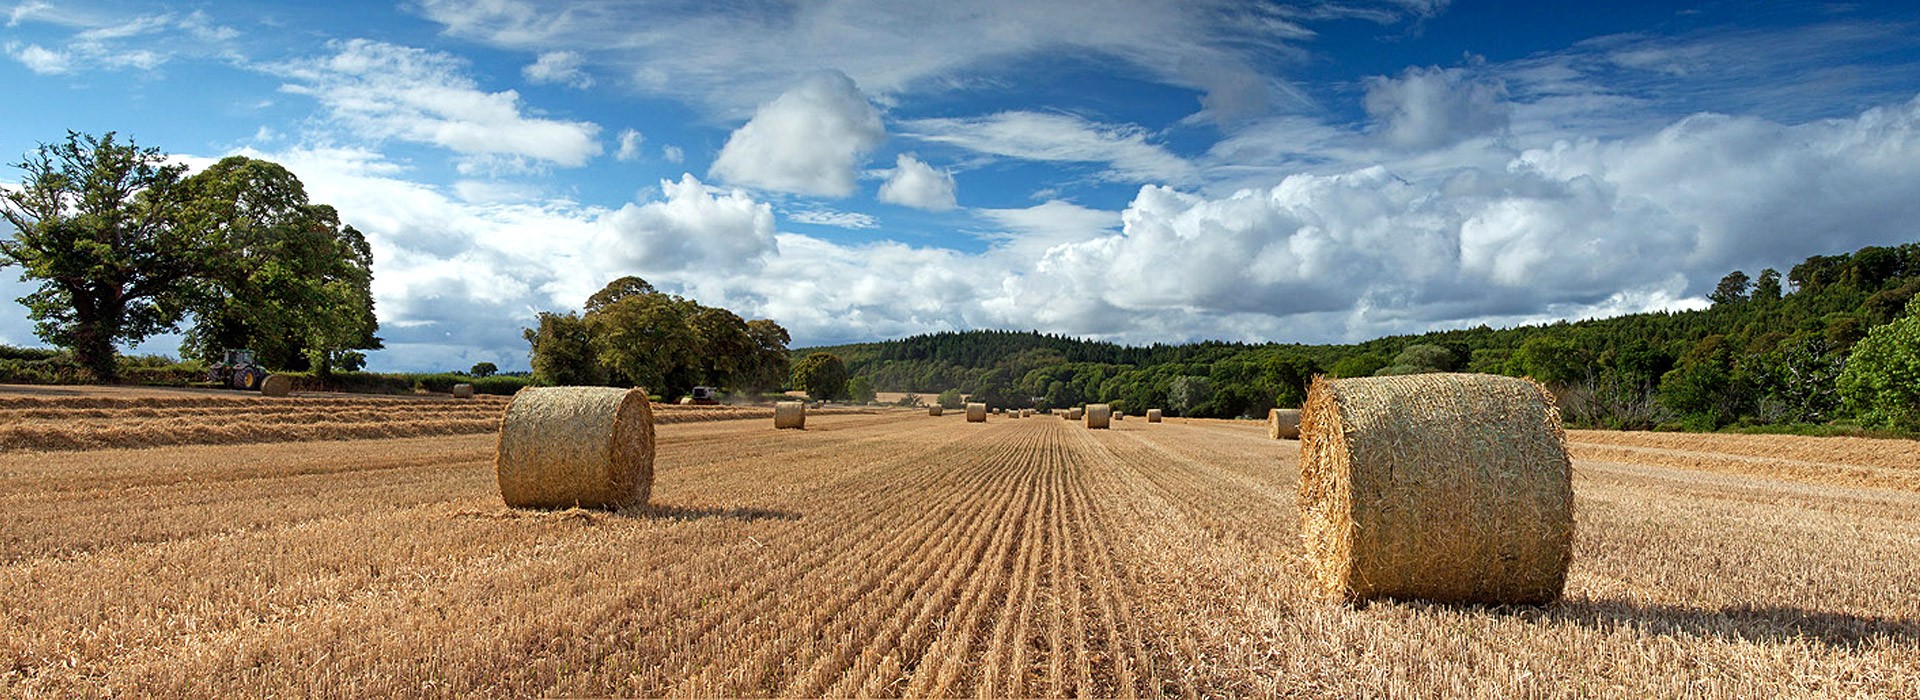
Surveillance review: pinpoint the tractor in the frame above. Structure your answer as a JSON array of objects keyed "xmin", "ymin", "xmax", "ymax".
[
  {"xmin": 207, "ymin": 349, "xmax": 268, "ymax": 391},
  {"xmin": 682, "ymin": 386, "xmax": 721, "ymax": 405}
]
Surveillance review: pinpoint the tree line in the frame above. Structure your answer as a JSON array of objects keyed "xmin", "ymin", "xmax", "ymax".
[
  {"xmin": 0, "ymin": 131, "xmax": 380, "ymax": 382},
  {"xmin": 523, "ymin": 276, "xmax": 792, "ymax": 400},
  {"xmin": 807, "ymin": 240, "xmax": 1920, "ymax": 432}
]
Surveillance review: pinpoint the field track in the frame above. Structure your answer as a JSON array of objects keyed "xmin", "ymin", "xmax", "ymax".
[{"xmin": 3, "ymin": 390, "xmax": 1918, "ymax": 697}]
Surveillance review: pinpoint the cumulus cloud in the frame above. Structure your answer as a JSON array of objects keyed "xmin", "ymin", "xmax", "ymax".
[
  {"xmin": 788, "ymin": 208, "xmax": 879, "ymax": 229},
  {"xmin": 1364, "ymin": 65, "xmax": 1511, "ymax": 149},
  {"xmin": 877, "ymin": 154, "xmax": 957, "ymax": 210},
  {"xmin": 595, "ymin": 174, "xmax": 780, "ymax": 277},
  {"xmin": 905, "ymin": 112, "xmax": 1198, "ymax": 184},
  {"xmin": 4, "ymin": 42, "xmax": 67, "ymax": 73},
  {"xmin": 278, "ymin": 39, "xmax": 602, "ymax": 167},
  {"xmin": 615, "ymin": 128, "xmax": 643, "ymax": 161},
  {"xmin": 662, "ymin": 145, "xmax": 685, "ymax": 163},
  {"xmin": 709, "ymin": 71, "xmax": 885, "ymax": 197},
  {"xmin": 523, "ymin": 50, "xmax": 592, "ymax": 88}
]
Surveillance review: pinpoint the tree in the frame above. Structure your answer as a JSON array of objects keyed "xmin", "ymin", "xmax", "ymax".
[
  {"xmin": 0, "ymin": 131, "xmax": 198, "ymax": 382},
  {"xmin": 469, "ymin": 361, "xmax": 497, "ymax": 378},
  {"xmin": 1167, "ymin": 375, "xmax": 1212, "ymax": 416},
  {"xmin": 523, "ymin": 311, "xmax": 604, "ymax": 386},
  {"xmin": 176, "ymin": 156, "xmax": 379, "ymax": 375},
  {"xmin": 741, "ymin": 319, "xmax": 792, "ymax": 394},
  {"xmin": 847, "ymin": 376, "xmax": 876, "ymax": 404},
  {"xmin": 1376, "ymin": 343, "xmax": 1459, "ymax": 375},
  {"xmin": 1709, "ymin": 270, "xmax": 1751, "ymax": 306},
  {"xmin": 792, "ymin": 352, "xmax": 848, "ymax": 401},
  {"xmin": 1838, "ymin": 297, "xmax": 1920, "ymax": 431},
  {"xmin": 1753, "ymin": 268, "xmax": 1783, "ymax": 302},
  {"xmin": 687, "ymin": 305, "xmax": 753, "ymax": 387},
  {"xmin": 586, "ymin": 289, "xmax": 697, "ymax": 394},
  {"xmin": 1513, "ymin": 335, "xmax": 1586, "ymax": 386},
  {"xmin": 936, "ymin": 388, "xmax": 964, "ymax": 409},
  {"xmin": 1329, "ymin": 353, "xmax": 1388, "ymax": 378}
]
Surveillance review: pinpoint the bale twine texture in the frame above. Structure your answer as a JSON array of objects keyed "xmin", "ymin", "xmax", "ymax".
[
  {"xmin": 775, "ymin": 401, "xmax": 807, "ymax": 429},
  {"xmin": 1146, "ymin": 409, "xmax": 1163, "ymax": 423},
  {"xmin": 496, "ymin": 386, "xmax": 655, "ymax": 510},
  {"xmin": 260, "ymin": 374, "xmax": 294, "ymax": 398},
  {"xmin": 452, "ymin": 383, "xmax": 476, "ymax": 399},
  {"xmin": 1297, "ymin": 373, "xmax": 1573, "ymax": 605},
  {"xmin": 1086, "ymin": 403, "xmax": 1112, "ymax": 429},
  {"xmin": 1268, "ymin": 408, "xmax": 1300, "ymax": 439},
  {"xmin": 929, "ymin": 405, "xmax": 943, "ymax": 417},
  {"xmin": 966, "ymin": 402, "xmax": 988, "ymax": 422}
]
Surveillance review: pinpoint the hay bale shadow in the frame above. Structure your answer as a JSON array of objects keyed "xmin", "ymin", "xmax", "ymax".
[
  {"xmin": 623, "ymin": 503, "xmax": 803, "ymax": 522},
  {"xmin": 1383, "ymin": 596, "xmax": 1920, "ymax": 650}
]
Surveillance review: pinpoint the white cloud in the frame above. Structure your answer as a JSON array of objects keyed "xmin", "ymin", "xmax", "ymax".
[
  {"xmin": 615, "ymin": 128, "xmax": 643, "ymax": 161},
  {"xmin": 787, "ymin": 208, "xmax": 879, "ymax": 229},
  {"xmin": 277, "ymin": 39, "xmax": 602, "ymax": 167},
  {"xmin": 1363, "ymin": 64, "xmax": 1511, "ymax": 149},
  {"xmin": 594, "ymin": 174, "xmax": 780, "ymax": 279},
  {"xmin": 877, "ymin": 154, "xmax": 957, "ymax": 211},
  {"xmin": 522, "ymin": 50, "xmax": 592, "ymax": 88},
  {"xmin": 5, "ymin": 42, "xmax": 67, "ymax": 73},
  {"xmin": 709, "ymin": 71, "xmax": 885, "ymax": 197},
  {"xmin": 905, "ymin": 112, "xmax": 1199, "ymax": 184},
  {"xmin": 662, "ymin": 145, "xmax": 685, "ymax": 163}
]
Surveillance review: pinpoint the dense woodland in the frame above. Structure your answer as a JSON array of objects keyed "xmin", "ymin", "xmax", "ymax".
[{"xmin": 805, "ymin": 241, "xmax": 1920, "ymax": 432}]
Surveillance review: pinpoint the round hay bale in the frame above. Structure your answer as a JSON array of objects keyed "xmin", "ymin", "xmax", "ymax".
[
  {"xmin": 1113, "ymin": 412, "xmax": 1123, "ymax": 421},
  {"xmin": 929, "ymin": 405, "xmax": 943, "ymax": 417},
  {"xmin": 496, "ymin": 386, "xmax": 655, "ymax": 510},
  {"xmin": 1021, "ymin": 409, "xmax": 1033, "ymax": 418},
  {"xmin": 1298, "ymin": 373, "xmax": 1573, "ymax": 605},
  {"xmin": 966, "ymin": 402, "xmax": 988, "ymax": 422},
  {"xmin": 259, "ymin": 374, "xmax": 294, "ymax": 398},
  {"xmin": 1268, "ymin": 407, "xmax": 1300, "ymax": 439},
  {"xmin": 1086, "ymin": 403, "xmax": 1112, "ymax": 429},
  {"xmin": 452, "ymin": 383, "xmax": 476, "ymax": 399},
  {"xmin": 1146, "ymin": 409, "xmax": 1163, "ymax": 423},
  {"xmin": 774, "ymin": 401, "xmax": 806, "ymax": 429},
  {"xmin": 1068, "ymin": 406, "xmax": 1085, "ymax": 420}
]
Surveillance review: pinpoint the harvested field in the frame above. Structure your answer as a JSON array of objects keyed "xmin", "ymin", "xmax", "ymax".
[{"xmin": 2, "ymin": 388, "xmax": 1917, "ymax": 697}]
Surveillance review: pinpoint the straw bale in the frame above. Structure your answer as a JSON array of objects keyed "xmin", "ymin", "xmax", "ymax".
[
  {"xmin": 775, "ymin": 401, "xmax": 806, "ymax": 429},
  {"xmin": 496, "ymin": 386, "xmax": 654, "ymax": 510},
  {"xmin": 1297, "ymin": 373, "xmax": 1572, "ymax": 605},
  {"xmin": 1068, "ymin": 407, "xmax": 1085, "ymax": 420},
  {"xmin": 1020, "ymin": 409, "xmax": 1032, "ymax": 418},
  {"xmin": 1146, "ymin": 409, "xmax": 1163, "ymax": 423},
  {"xmin": 259, "ymin": 374, "xmax": 294, "ymax": 398},
  {"xmin": 929, "ymin": 405, "xmax": 943, "ymax": 417},
  {"xmin": 1086, "ymin": 403, "xmax": 1112, "ymax": 429},
  {"xmin": 1268, "ymin": 408, "xmax": 1300, "ymax": 439},
  {"xmin": 451, "ymin": 383, "xmax": 476, "ymax": 399},
  {"xmin": 966, "ymin": 402, "xmax": 988, "ymax": 422}
]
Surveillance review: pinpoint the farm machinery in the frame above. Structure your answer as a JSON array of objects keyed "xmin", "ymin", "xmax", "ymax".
[{"xmin": 207, "ymin": 349, "xmax": 267, "ymax": 390}]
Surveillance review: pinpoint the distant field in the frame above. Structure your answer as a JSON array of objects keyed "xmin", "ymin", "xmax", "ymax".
[{"xmin": 2, "ymin": 385, "xmax": 1917, "ymax": 697}]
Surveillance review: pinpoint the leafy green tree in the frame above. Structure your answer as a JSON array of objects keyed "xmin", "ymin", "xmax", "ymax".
[
  {"xmin": 1753, "ymin": 268, "xmax": 1783, "ymax": 302},
  {"xmin": 792, "ymin": 352, "xmax": 848, "ymax": 401},
  {"xmin": 469, "ymin": 361, "xmax": 497, "ymax": 378},
  {"xmin": 1709, "ymin": 270, "xmax": 1751, "ymax": 306},
  {"xmin": 740, "ymin": 319, "xmax": 792, "ymax": 393},
  {"xmin": 523, "ymin": 311, "xmax": 604, "ymax": 386},
  {"xmin": 0, "ymin": 131, "xmax": 198, "ymax": 382},
  {"xmin": 1167, "ymin": 375, "xmax": 1212, "ymax": 416},
  {"xmin": 1838, "ymin": 297, "xmax": 1920, "ymax": 431},
  {"xmin": 847, "ymin": 376, "xmax": 876, "ymax": 404},
  {"xmin": 1328, "ymin": 353, "xmax": 1388, "ymax": 378},
  {"xmin": 1376, "ymin": 343, "xmax": 1460, "ymax": 375},
  {"xmin": 969, "ymin": 367, "xmax": 1023, "ymax": 408},
  {"xmin": 587, "ymin": 288, "xmax": 697, "ymax": 394},
  {"xmin": 687, "ymin": 305, "xmax": 753, "ymax": 386},
  {"xmin": 936, "ymin": 388, "xmax": 964, "ymax": 409},
  {"xmin": 1513, "ymin": 335, "xmax": 1586, "ymax": 386},
  {"xmin": 176, "ymin": 156, "xmax": 379, "ymax": 375}
]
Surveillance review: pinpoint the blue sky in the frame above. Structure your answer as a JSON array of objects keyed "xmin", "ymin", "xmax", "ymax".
[{"xmin": 4, "ymin": 1, "xmax": 1920, "ymax": 372}]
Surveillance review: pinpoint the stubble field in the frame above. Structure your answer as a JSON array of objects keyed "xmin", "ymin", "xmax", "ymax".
[{"xmin": 2, "ymin": 386, "xmax": 1917, "ymax": 697}]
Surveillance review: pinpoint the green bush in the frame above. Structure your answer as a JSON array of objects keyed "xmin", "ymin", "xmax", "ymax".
[{"xmin": 1838, "ymin": 297, "xmax": 1920, "ymax": 431}]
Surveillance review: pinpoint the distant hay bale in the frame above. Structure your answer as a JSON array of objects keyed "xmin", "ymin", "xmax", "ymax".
[
  {"xmin": 1068, "ymin": 407, "xmax": 1085, "ymax": 420},
  {"xmin": 1298, "ymin": 373, "xmax": 1573, "ymax": 605},
  {"xmin": 1268, "ymin": 408, "xmax": 1300, "ymax": 439},
  {"xmin": 966, "ymin": 402, "xmax": 987, "ymax": 422},
  {"xmin": 929, "ymin": 405, "xmax": 943, "ymax": 417},
  {"xmin": 775, "ymin": 401, "xmax": 806, "ymax": 429},
  {"xmin": 496, "ymin": 386, "xmax": 655, "ymax": 510},
  {"xmin": 1113, "ymin": 412, "xmax": 1123, "ymax": 421},
  {"xmin": 1147, "ymin": 409, "xmax": 1163, "ymax": 423},
  {"xmin": 452, "ymin": 383, "xmax": 476, "ymax": 399},
  {"xmin": 259, "ymin": 374, "xmax": 293, "ymax": 398},
  {"xmin": 1020, "ymin": 409, "xmax": 1032, "ymax": 418},
  {"xmin": 1086, "ymin": 403, "xmax": 1112, "ymax": 429}
]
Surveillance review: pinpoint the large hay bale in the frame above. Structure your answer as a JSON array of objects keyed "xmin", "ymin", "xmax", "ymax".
[
  {"xmin": 929, "ymin": 405, "xmax": 943, "ymax": 417},
  {"xmin": 1068, "ymin": 406, "xmax": 1085, "ymax": 420},
  {"xmin": 452, "ymin": 383, "xmax": 476, "ymax": 399},
  {"xmin": 1147, "ymin": 409, "xmax": 1163, "ymax": 423},
  {"xmin": 774, "ymin": 401, "xmax": 806, "ymax": 429},
  {"xmin": 1268, "ymin": 407, "xmax": 1300, "ymax": 439},
  {"xmin": 966, "ymin": 402, "xmax": 988, "ymax": 422},
  {"xmin": 259, "ymin": 374, "xmax": 294, "ymax": 398},
  {"xmin": 1086, "ymin": 403, "xmax": 1112, "ymax": 429},
  {"xmin": 1297, "ymin": 373, "xmax": 1573, "ymax": 605},
  {"xmin": 496, "ymin": 386, "xmax": 655, "ymax": 510}
]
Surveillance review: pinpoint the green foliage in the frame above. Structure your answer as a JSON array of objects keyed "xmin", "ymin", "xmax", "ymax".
[
  {"xmin": 791, "ymin": 352, "xmax": 849, "ymax": 401},
  {"xmin": 1838, "ymin": 297, "xmax": 1920, "ymax": 431},
  {"xmin": 847, "ymin": 376, "xmax": 876, "ymax": 404},
  {"xmin": 469, "ymin": 361, "xmax": 497, "ymax": 378},
  {"xmin": 175, "ymin": 156, "xmax": 380, "ymax": 375},
  {"xmin": 1167, "ymin": 375, "xmax": 1212, "ymax": 416},
  {"xmin": 523, "ymin": 312, "xmax": 605, "ymax": 386},
  {"xmin": 1328, "ymin": 353, "xmax": 1388, "ymax": 378},
  {"xmin": 522, "ymin": 276, "xmax": 789, "ymax": 397},
  {"xmin": 936, "ymin": 388, "xmax": 964, "ymax": 409},
  {"xmin": 1378, "ymin": 343, "xmax": 1460, "ymax": 375},
  {"xmin": 0, "ymin": 131, "xmax": 199, "ymax": 382}
]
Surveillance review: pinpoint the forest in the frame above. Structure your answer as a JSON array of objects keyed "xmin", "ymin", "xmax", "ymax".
[{"xmin": 805, "ymin": 241, "xmax": 1920, "ymax": 432}]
